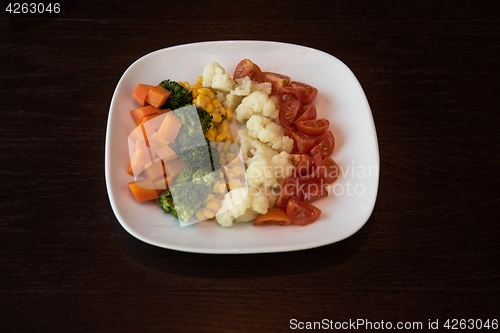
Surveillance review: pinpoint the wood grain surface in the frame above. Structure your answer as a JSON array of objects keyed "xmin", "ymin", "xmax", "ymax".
[{"xmin": 1, "ymin": 1, "xmax": 499, "ymax": 332}]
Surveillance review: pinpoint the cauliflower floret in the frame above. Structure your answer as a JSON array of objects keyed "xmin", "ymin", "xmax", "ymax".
[
  {"xmin": 246, "ymin": 115, "xmax": 294, "ymax": 153},
  {"xmin": 202, "ymin": 62, "xmax": 234, "ymax": 92},
  {"xmin": 236, "ymin": 130, "xmax": 294, "ymax": 188},
  {"xmin": 231, "ymin": 77, "xmax": 272, "ymax": 96},
  {"xmin": 216, "ymin": 186, "xmax": 277, "ymax": 227},
  {"xmin": 223, "ymin": 94, "xmax": 243, "ymax": 111},
  {"xmin": 235, "ymin": 91, "xmax": 278, "ymax": 123}
]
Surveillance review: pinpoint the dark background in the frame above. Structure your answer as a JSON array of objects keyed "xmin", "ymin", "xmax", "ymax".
[{"xmin": 1, "ymin": 1, "xmax": 499, "ymax": 332}]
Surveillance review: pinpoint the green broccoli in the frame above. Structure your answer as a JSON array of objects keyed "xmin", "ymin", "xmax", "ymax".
[
  {"xmin": 157, "ymin": 190, "xmax": 178, "ymax": 218},
  {"xmin": 158, "ymin": 79, "xmax": 193, "ymax": 110}
]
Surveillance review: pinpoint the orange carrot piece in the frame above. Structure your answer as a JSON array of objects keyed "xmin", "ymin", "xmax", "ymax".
[
  {"xmin": 130, "ymin": 105, "xmax": 159, "ymax": 126},
  {"xmin": 128, "ymin": 180, "xmax": 159, "ymax": 202},
  {"xmin": 133, "ymin": 84, "xmax": 153, "ymax": 107},
  {"xmin": 139, "ymin": 113, "xmax": 159, "ymax": 125},
  {"xmin": 158, "ymin": 108, "xmax": 171, "ymax": 115},
  {"xmin": 127, "ymin": 160, "xmax": 134, "ymax": 176},
  {"xmin": 145, "ymin": 85, "xmax": 171, "ymax": 108}
]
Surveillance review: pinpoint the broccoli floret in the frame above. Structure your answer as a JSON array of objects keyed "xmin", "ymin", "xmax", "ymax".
[
  {"xmin": 157, "ymin": 190, "xmax": 178, "ymax": 218},
  {"xmin": 196, "ymin": 108, "xmax": 213, "ymax": 133},
  {"xmin": 159, "ymin": 80, "xmax": 193, "ymax": 110}
]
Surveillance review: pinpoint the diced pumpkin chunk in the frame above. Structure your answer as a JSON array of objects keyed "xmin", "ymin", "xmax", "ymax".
[
  {"xmin": 142, "ymin": 158, "xmax": 164, "ymax": 181},
  {"xmin": 145, "ymin": 85, "xmax": 171, "ymax": 108},
  {"xmin": 129, "ymin": 148, "xmax": 152, "ymax": 177},
  {"xmin": 156, "ymin": 145, "xmax": 177, "ymax": 161},
  {"xmin": 157, "ymin": 113, "xmax": 182, "ymax": 142},
  {"xmin": 130, "ymin": 105, "xmax": 159, "ymax": 126},
  {"xmin": 164, "ymin": 158, "xmax": 187, "ymax": 182},
  {"xmin": 133, "ymin": 84, "xmax": 153, "ymax": 107},
  {"xmin": 128, "ymin": 180, "xmax": 159, "ymax": 202}
]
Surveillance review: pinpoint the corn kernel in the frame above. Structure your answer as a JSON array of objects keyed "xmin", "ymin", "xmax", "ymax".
[
  {"xmin": 195, "ymin": 209, "xmax": 206, "ymax": 221},
  {"xmin": 232, "ymin": 165, "xmax": 245, "ymax": 176},
  {"xmin": 219, "ymin": 107, "xmax": 226, "ymax": 117},
  {"xmin": 219, "ymin": 156, "xmax": 227, "ymax": 166},
  {"xmin": 212, "ymin": 113, "xmax": 223, "ymax": 123},
  {"xmin": 225, "ymin": 153, "xmax": 237, "ymax": 163},
  {"xmin": 192, "ymin": 83, "xmax": 202, "ymax": 90},
  {"xmin": 205, "ymin": 200, "xmax": 220, "ymax": 212},
  {"xmin": 226, "ymin": 108, "xmax": 233, "ymax": 122},
  {"xmin": 192, "ymin": 90, "xmax": 198, "ymax": 98},
  {"xmin": 196, "ymin": 94, "xmax": 207, "ymax": 109},
  {"xmin": 205, "ymin": 103, "xmax": 214, "ymax": 113},
  {"xmin": 216, "ymin": 132, "xmax": 228, "ymax": 142},
  {"xmin": 207, "ymin": 91, "xmax": 215, "ymax": 100},
  {"xmin": 218, "ymin": 120, "xmax": 229, "ymax": 134},
  {"xmin": 205, "ymin": 133, "xmax": 215, "ymax": 141},
  {"xmin": 202, "ymin": 208, "xmax": 215, "ymax": 219},
  {"xmin": 222, "ymin": 141, "xmax": 231, "ymax": 153},
  {"xmin": 226, "ymin": 171, "xmax": 236, "ymax": 180},
  {"xmin": 197, "ymin": 76, "xmax": 203, "ymax": 85},
  {"xmin": 202, "ymin": 194, "xmax": 215, "ymax": 206},
  {"xmin": 212, "ymin": 99, "xmax": 222, "ymax": 108},
  {"xmin": 197, "ymin": 88, "xmax": 210, "ymax": 96},
  {"xmin": 228, "ymin": 179, "xmax": 243, "ymax": 190}
]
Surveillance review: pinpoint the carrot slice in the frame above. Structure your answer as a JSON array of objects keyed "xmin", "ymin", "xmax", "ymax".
[
  {"xmin": 130, "ymin": 105, "xmax": 159, "ymax": 126},
  {"xmin": 158, "ymin": 108, "xmax": 171, "ymax": 115},
  {"xmin": 133, "ymin": 84, "xmax": 153, "ymax": 107},
  {"xmin": 145, "ymin": 85, "xmax": 171, "ymax": 108},
  {"xmin": 128, "ymin": 180, "xmax": 159, "ymax": 202}
]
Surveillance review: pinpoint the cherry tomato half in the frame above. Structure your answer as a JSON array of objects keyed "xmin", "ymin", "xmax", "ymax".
[
  {"xmin": 299, "ymin": 180, "xmax": 329, "ymax": 203},
  {"xmin": 310, "ymin": 130, "xmax": 335, "ymax": 159},
  {"xmin": 253, "ymin": 207, "xmax": 291, "ymax": 226},
  {"xmin": 295, "ymin": 154, "xmax": 315, "ymax": 177},
  {"xmin": 290, "ymin": 81, "xmax": 318, "ymax": 105},
  {"xmin": 316, "ymin": 156, "xmax": 339, "ymax": 184},
  {"xmin": 233, "ymin": 59, "xmax": 262, "ymax": 82},
  {"xmin": 279, "ymin": 100, "xmax": 302, "ymax": 132},
  {"xmin": 296, "ymin": 118, "xmax": 329, "ymax": 137},
  {"xmin": 261, "ymin": 71, "xmax": 291, "ymax": 95},
  {"xmin": 278, "ymin": 86, "xmax": 302, "ymax": 104},
  {"xmin": 286, "ymin": 130, "xmax": 316, "ymax": 154},
  {"xmin": 295, "ymin": 103, "xmax": 317, "ymax": 123},
  {"xmin": 286, "ymin": 199, "xmax": 322, "ymax": 226},
  {"xmin": 276, "ymin": 176, "xmax": 302, "ymax": 210}
]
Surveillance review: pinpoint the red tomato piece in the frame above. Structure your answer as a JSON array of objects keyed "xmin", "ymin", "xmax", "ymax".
[
  {"xmin": 233, "ymin": 59, "xmax": 262, "ymax": 82},
  {"xmin": 290, "ymin": 81, "xmax": 318, "ymax": 105},
  {"xmin": 310, "ymin": 130, "xmax": 335, "ymax": 158},
  {"xmin": 286, "ymin": 130, "xmax": 316, "ymax": 154},
  {"xmin": 296, "ymin": 118, "xmax": 330, "ymax": 137},
  {"xmin": 261, "ymin": 72, "xmax": 291, "ymax": 95},
  {"xmin": 295, "ymin": 103, "xmax": 317, "ymax": 123},
  {"xmin": 253, "ymin": 207, "xmax": 291, "ymax": 226},
  {"xmin": 279, "ymin": 100, "xmax": 302, "ymax": 132},
  {"xmin": 278, "ymin": 86, "xmax": 302, "ymax": 104},
  {"xmin": 286, "ymin": 199, "xmax": 322, "ymax": 226},
  {"xmin": 295, "ymin": 154, "xmax": 315, "ymax": 177},
  {"xmin": 316, "ymin": 156, "xmax": 339, "ymax": 184},
  {"xmin": 276, "ymin": 176, "xmax": 302, "ymax": 210},
  {"xmin": 299, "ymin": 180, "xmax": 329, "ymax": 203}
]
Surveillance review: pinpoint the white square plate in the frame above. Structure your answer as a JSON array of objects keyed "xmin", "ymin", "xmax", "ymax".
[{"xmin": 105, "ymin": 40, "xmax": 379, "ymax": 254}]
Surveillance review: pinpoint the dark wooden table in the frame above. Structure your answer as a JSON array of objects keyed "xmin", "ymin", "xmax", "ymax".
[{"xmin": 1, "ymin": 1, "xmax": 499, "ymax": 332}]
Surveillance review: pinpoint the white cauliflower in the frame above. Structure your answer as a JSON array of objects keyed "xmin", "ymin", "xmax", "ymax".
[
  {"xmin": 246, "ymin": 115, "xmax": 294, "ymax": 153},
  {"xmin": 202, "ymin": 62, "xmax": 234, "ymax": 92},
  {"xmin": 236, "ymin": 130, "xmax": 294, "ymax": 188},
  {"xmin": 223, "ymin": 94, "xmax": 243, "ymax": 111},
  {"xmin": 235, "ymin": 91, "xmax": 278, "ymax": 123},
  {"xmin": 231, "ymin": 77, "xmax": 272, "ymax": 96},
  {"xmin": 216, "ymin": 186, "xmax": 277, "ymax": 227}
]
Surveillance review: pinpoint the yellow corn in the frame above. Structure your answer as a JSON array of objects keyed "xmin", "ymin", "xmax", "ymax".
[
  {"xmin": 211, "ymin": 113, "xmax": 223, "ymax": 123},
  {"xmin": 192, "ymin": 90, "xmax": 198, "ymax": 98},
  {"xmin": 215, "ymin": 132, "xmax": 228, "ymax": 142},
  {"xmin": 197, "ymin": 88, "xmax": 210, "ymax": 96},
  {"xmin": 202, "ymin": 208, "xmax": 215, "ymax": 219},
  {"xmin": 212, "ymin": 99, "xmax": 222, "ymax": 109},
  {"xmin": 191, "ymin": 83, "xmax": 202, "ymax": 90},
  {"xmin": 196, "ymin": 76, "xmax": 203, "ymax": 85},
  {"xmin": 218, "ymin": 120, "xmax": 229, "ymax": 134},
  {"xmin": 207, "ymin": 91, "xmax": 215, "ymax": 100},
  {"xmin": 207, "ymin": 128, "xmax": 218, "ymax": 138},
  {"xmin": 195, "ymin": 209, "xmax": 206, "ymax": 221},
  {"xmin": 205, "ymin": 200, "xmax": 220, "ymax": 213},
  {"xmin": 205, "ymin": 95, "xmax": 211, "ymax": 105},
  {"xmin": 226, "ymin": 108, "xmax": 233, "ymax": 122},
  {"xmin": 195, "ymin": 94, "xmax": 207, "ymax": 109},
  {"xmin": 226, "ymin": 171, "xmax": 236, "ymax": 180},
  {"xmin": 222, "ymin": 141, "xmax": 231, "ymax": 153},
  {"xmin": 202, "ymin": 194, "xmax": 215, "ymax": 206},
  {"xmin": 205, "ymin": 133, "xmax": 215, "ymax": 141},
  {"xmin": 232, "ymin": 165, "xmax": 245, "ymax": 176},
  {"xmin": 205, "ymin": 103, "xmax": 214, "ymax": 113},
  {"xmin": 225, "ymin": 153, "xmax": 237, "ymax": 163},
  {"xmin": 228, "ymin": 179, "xmax": 243, "ymax": 190},
  {"xmin": 219, "ymin": 156, "xmax": 226, "ymax": 166},
  {"xmin": 219, "ymin": 107, "xmax": 226, "ymax": 117}
]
